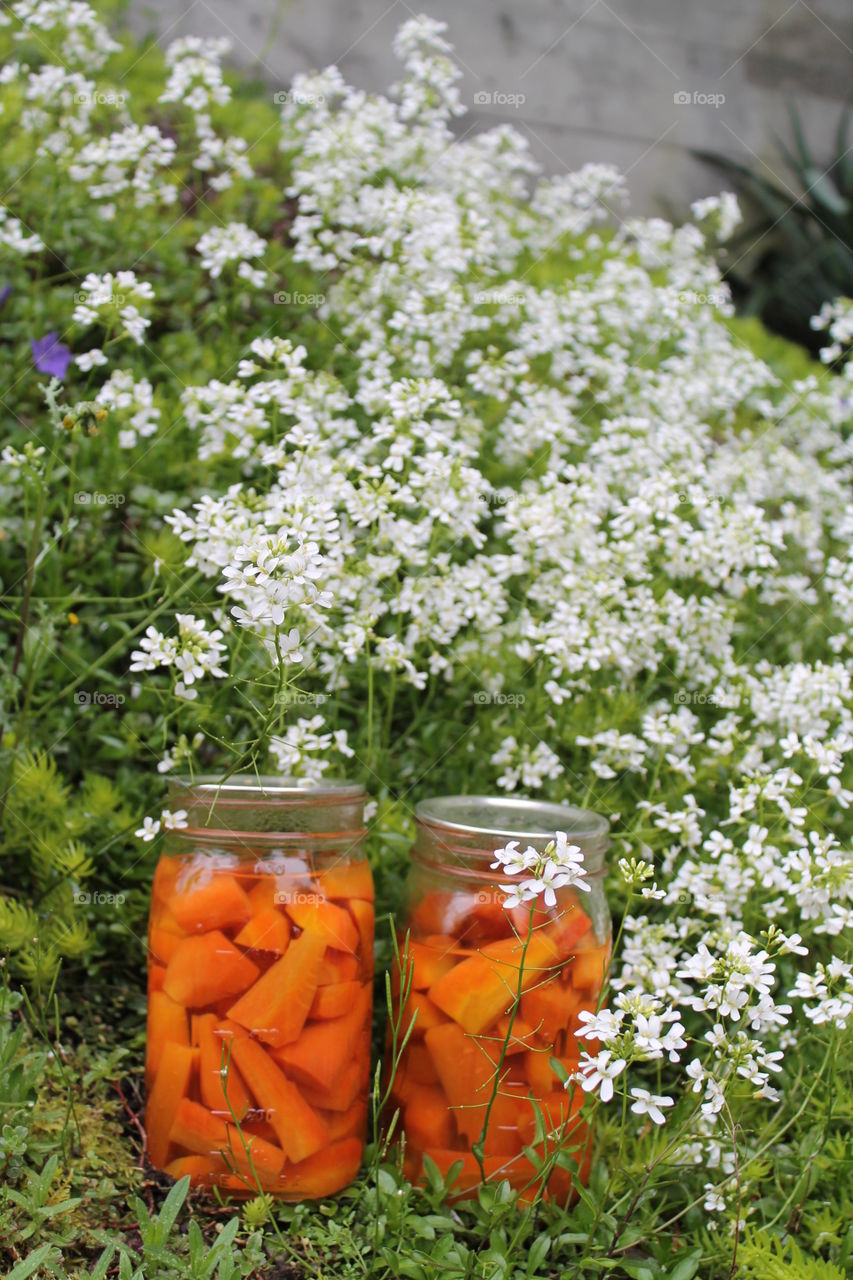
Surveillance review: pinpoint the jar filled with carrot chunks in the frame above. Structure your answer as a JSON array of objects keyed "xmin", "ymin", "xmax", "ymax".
[
  {"xmin": 145, "ymin": 776, "xmax": 374, "ymax": 1199},
  {"xmin": 387, "ymin": 796, "xmax": 610, "ymax": 1203}
]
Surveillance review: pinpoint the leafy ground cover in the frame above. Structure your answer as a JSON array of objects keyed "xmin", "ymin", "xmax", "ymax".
[{"xmin": 0, "ymin": 3, "xmax": 852, "ymax": 1276}]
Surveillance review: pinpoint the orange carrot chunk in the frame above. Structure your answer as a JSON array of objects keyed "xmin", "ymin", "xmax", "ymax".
[
  {"xmin": 348, "ymin": 898, "xmax": 374, "ymax": 972},
  {"xmin": 429, "ymin": 933, "xmax": 558, "ymax": 1035},
  {"xmin": 168, "ymin": 1097, "xmax": 285, "ymax": 1179},
  {"xmin": 403, "ymin": 1085, "xmax": 455, "ymax": 1150},
  {"xmin": 316, "ymin": 861, "xmax": 375, "ymax": 902},
  {"xmin": 148, "ymin": 920, "xmax": 185, "ymax": 965},
  {"xmin": 284, "ymin": 1137, "xmax": 363, "ymax": 1197},
  {"xmin": 524, "ymin": 1050, "xmax": 579, "ymax": 1095},
  {"xmin": 300, "ymin": 1059, "xmax": 365, "ymax": 1113},
  {"xmin": 423, "ymin": 1023, "xmax": 495, "ymax": 1143},
  {"xmin": 310, "ymin": 980, "xmax": 362, "ymax": 1020},
  {"xmin": 234, "ymin": 909, "xmax": 291, "ymax": 954},
  {"xmin": 521, "ymin": 979, "xmax": 583, "ymax": 1043},
  {"xmin": 570, "ymin": 946, "xmax": 610, "ymax": 992},
  {"xmin": 146, "ymin": 990, "xmax": 189, "ymax": 1080},
  {"xmin": 399, "ymin": 989, "xmax": 448, "ymax": 1038},
  {"xmin": 170, "ymin": 874, "xmax": 253, "ymax": 933},
  {"xmin": 227, "ymin": 929, "xmax": 327, "ymax": 1046},
  {"xmin": 317, "ymin": 950, "xmax": 359, "ymax": 986},
  {"xmin": 164, "ymin": 1154, "xmax": 226, "ymax": 1185},
  {"xmin": 285, "ymin": 898, "xmax": 359, "ymax": 954},
  {"xmin": 272, "ymin": 986, "xmax": 370, "ymax": 1093},
  {"xmin": 229, "ymin": 1035, "xmax": 328, "ymax": 1163},
  {"xmin": 318, "ymin": 1101, "xmax": 366, "ymax": 1142},
  {"xmin": 545, "ymin": 906, "xmax": 594, "ymax": 960},
  {"xmin": 196, "ymin": 1013, "xmax": 251, "ymax": 1120},
  {"xmin": 163, "ymin": 932, "xmax": 260, "ymax": 1008},
  {"xmin": 148, "ymin": 964, "xmax": 166, "ymax": 994},
  {"xmin": 396, "ymin": 939, "xmax": 457, "ymax": 991},
  {"xmin": 146, "ymin": 1041, "xmax": 196, "ymax": 1167}
]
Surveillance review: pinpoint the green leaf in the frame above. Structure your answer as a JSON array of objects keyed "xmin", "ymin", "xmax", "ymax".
[{"xmin": 7, "ymin": 1244, "xmax": 59, "ymax": 1280}]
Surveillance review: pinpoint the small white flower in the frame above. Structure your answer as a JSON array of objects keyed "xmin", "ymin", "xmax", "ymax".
[
  {"xmin": 629, "ymin": 1087, "xmax": 674, "ymax": 1126},
  {"xmin": 161, "ymin": 809, "xmax": 189, "ymax": 830},
  {"xmin": 135, "ymin": 816, "xmax": 161, "ymax": 842}
]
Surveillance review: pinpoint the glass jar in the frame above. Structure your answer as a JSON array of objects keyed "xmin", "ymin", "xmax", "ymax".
[
  {"xmin": 145, "ymin": 775, "xmax": 373, "ymax": 1199},
  {"xmin": 387, "ymin": 796, "xmax": 610, "ymax": 1203}
]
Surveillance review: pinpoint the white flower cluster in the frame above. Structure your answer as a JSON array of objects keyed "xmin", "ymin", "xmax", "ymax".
[
  {"xmin": 811, "ymin": 296, "xmax": 853, "ymax": 364},
  {"xmin": 94, "ymin": 370, "xmax": 160, "ymax": 449},
  {"xmin": 160, "ymin": 37, "xmax": 253, "ymax": 191},
  {"xmin": 491, "ymin": 830, "xmax": 589, "ymax": 908},
  {"xmin": 0, "ymin": 204, "xmax": 43, "ymax": 254},
  {"xmin": 129, "ymin": 613, "xmax": 227, "ymax": 700},
  {"xmin": 269, "ymin": 715, "xmax": 354, "ymax": 783},
  {"xmin": 68, "ymin": 124, "xmax": 177, "ymax": 215},
  {"xmin": 196, "ymin": 222, "xmax": 267, "ymax": 286},
  {"xmin": 72, "ymin": 271, "xmax": 155, "ymax": 346}
]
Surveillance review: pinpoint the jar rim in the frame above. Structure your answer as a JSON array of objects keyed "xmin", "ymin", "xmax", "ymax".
[
  {"xmin": 168, "ymin": 774, "xmax": 366, "ymax": 806},
  {"xmin": 414, "ymin": 795, "xmax": 609, "ymax": 847}
]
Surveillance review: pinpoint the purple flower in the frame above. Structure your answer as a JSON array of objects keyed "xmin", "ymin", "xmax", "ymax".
[
  {"xmin": 31, "ymin": 331, "xmax": 72, "ymax": 380},
  {"xmin": 0, "ymin": 284, "xmax": 10, "ymax": 310}
]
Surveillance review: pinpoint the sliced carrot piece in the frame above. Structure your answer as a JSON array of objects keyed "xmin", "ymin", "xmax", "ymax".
[
  {"xmin": 148, "ymin": 921, "xmax": 184, "ymax": 965},
  {"xmin": 410, "ymin": 891, "xmax": 459, "ymax": 937},
  {"xmin": 522, "ymin": 979, "xmax": 582, "ymax": 1042},
  {"xmin": 227, "ymin": 929, "xmax": 327, "ymax": 1046},
  {"xmin": 283, "ymin": 1137, "xmax": 362, "ymax": 1197},
  {"xmin": 241, "ymin": 1118, "xmax": 280, "ymax": 1145},
  {"xmin": 424, "ymin": 1023, "xmax": 495, "ymax": 1143},
  {"xmin": 229, "ymin": 1035, "xmax": 328, "ymax": 1163},
  {"xmin": 517, "ymin": 1088, "xmax": 586, "ymax": 1145},
  {"xmin": 234, "ymin": 908, "xmax": 291, "ymax": 954},
  {"xmin": 247, "ymin": 879, "xmax": 279, "ymax": 914},
  {"xmin": 146, "ymin": 990, "xmax": 189, "ymax": 1080},
  {"xmin": 400, "ymin": 990, "xmax": 448, "ymax": 1038},
  {"xmin": 524, "ymin": 1050, "xmax": 578, "ymax": 1095},
  {"xmin": 164, "ymin": 1154, "xmax": 226, "ymax": 1186},
  {"xmin": 546, "ymin": 906, "xmax": 593, "ymax": 960},
  {"xmin": 403, "ymin": 1085, "xmax": 454, "ymax": 1150},
  {"xmin": 486, "ymin": 1013, "xmax": 539, "ymax": 1055},
  {"xmin": 168, "ymin": 1097, "xmax": 285, "ymax": 1179},
  {"xmin": 456, "ymin": 897, "xmax": 515, "ymax": 946},
  {"xmin": 170, "ymin": 874, "xmax": 252, "ymax": 933},
  {"xmin": 348, "ymin": 898, "xmax": 374, "ymax": 972},
  {"xmin": 310, "ymin": 980, "xmax": 361, "ymax": 1020},
  {"xmin": 300, "ymin": 1061, "xmax": 363, "ymax": 1113},
  {"xmin": 318, "ymin": 1101, "xmax": 365, "ymax": 1142},
  {"xmin": 286, "ymin": 898, "xmax": 359, "ymax": 954},
  {"xmin": 196, "ymin": 1014, "xmax": 251, "ymax": 1120},
  {"xmin": 403, "ymin": 1042, "xmax": 439, "ymax": 1085},
  {"xmin": 316, "ymin": 860, "xmax": 374, "ymax": 902},
  {"xmin": 317, "ymin": 950, "xmax": 359, "ymax": 985},
  {"xmin": 396, "ymin": 938, "xmax": 458, "ymax": 991},
  {"xmin": 148, "ymin": 964, "xmax": 166, "ymax": 994},
  {"xmin": 570, "ymin": 945, "xmax": 610, "ymax": 992},
  {"xmin": 146, "ymin": 1041, "xmax": 196, "ymax": 1167},
  {"xmin": 272, "ymin": 986, "xmax": 370, "ymax": 1093},
  {"xmin": 429, "ymin": 934, "xmax": 559, "ymax": 1035},
  {"xmin": 162, "ymin": 932, "xmax": 260, "ymax": 1008}
]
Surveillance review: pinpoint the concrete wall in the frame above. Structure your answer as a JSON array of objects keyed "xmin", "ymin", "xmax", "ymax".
[{"xmin": 127, "ymin": 0, "xmax": 853, "ymax": 217}]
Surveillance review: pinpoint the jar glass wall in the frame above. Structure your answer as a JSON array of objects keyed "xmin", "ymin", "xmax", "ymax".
[
  {"xmin": 145, "ymin": 776, "xmax": 373, "ymax": 1199},
  {"xmin": 386, "ymin": 795, "xmax": 610, "ymax": 1202}
]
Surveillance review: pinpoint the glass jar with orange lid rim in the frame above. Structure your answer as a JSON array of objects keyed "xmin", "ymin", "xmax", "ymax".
[
  {"xmin": 386, "ymin": 796, "xmax": 611, "ymax": 1203},
  {"xmin": 145, "ymin": 775, "xmax": 373, "ymax": 1199}
]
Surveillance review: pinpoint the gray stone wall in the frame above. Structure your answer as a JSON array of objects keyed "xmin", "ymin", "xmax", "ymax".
[{"xmin": 128, "ymin": 0, "xmax": 853, "ymax": 216}]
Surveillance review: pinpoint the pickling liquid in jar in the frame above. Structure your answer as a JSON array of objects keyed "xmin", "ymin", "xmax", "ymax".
[
  {"xmin": 386, "ymin": 796, "xmax": 611, "ymax": 1203},
  {"xmin": 144, "ymin": 776, "xmax": 373, "ymax": 1199}
]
